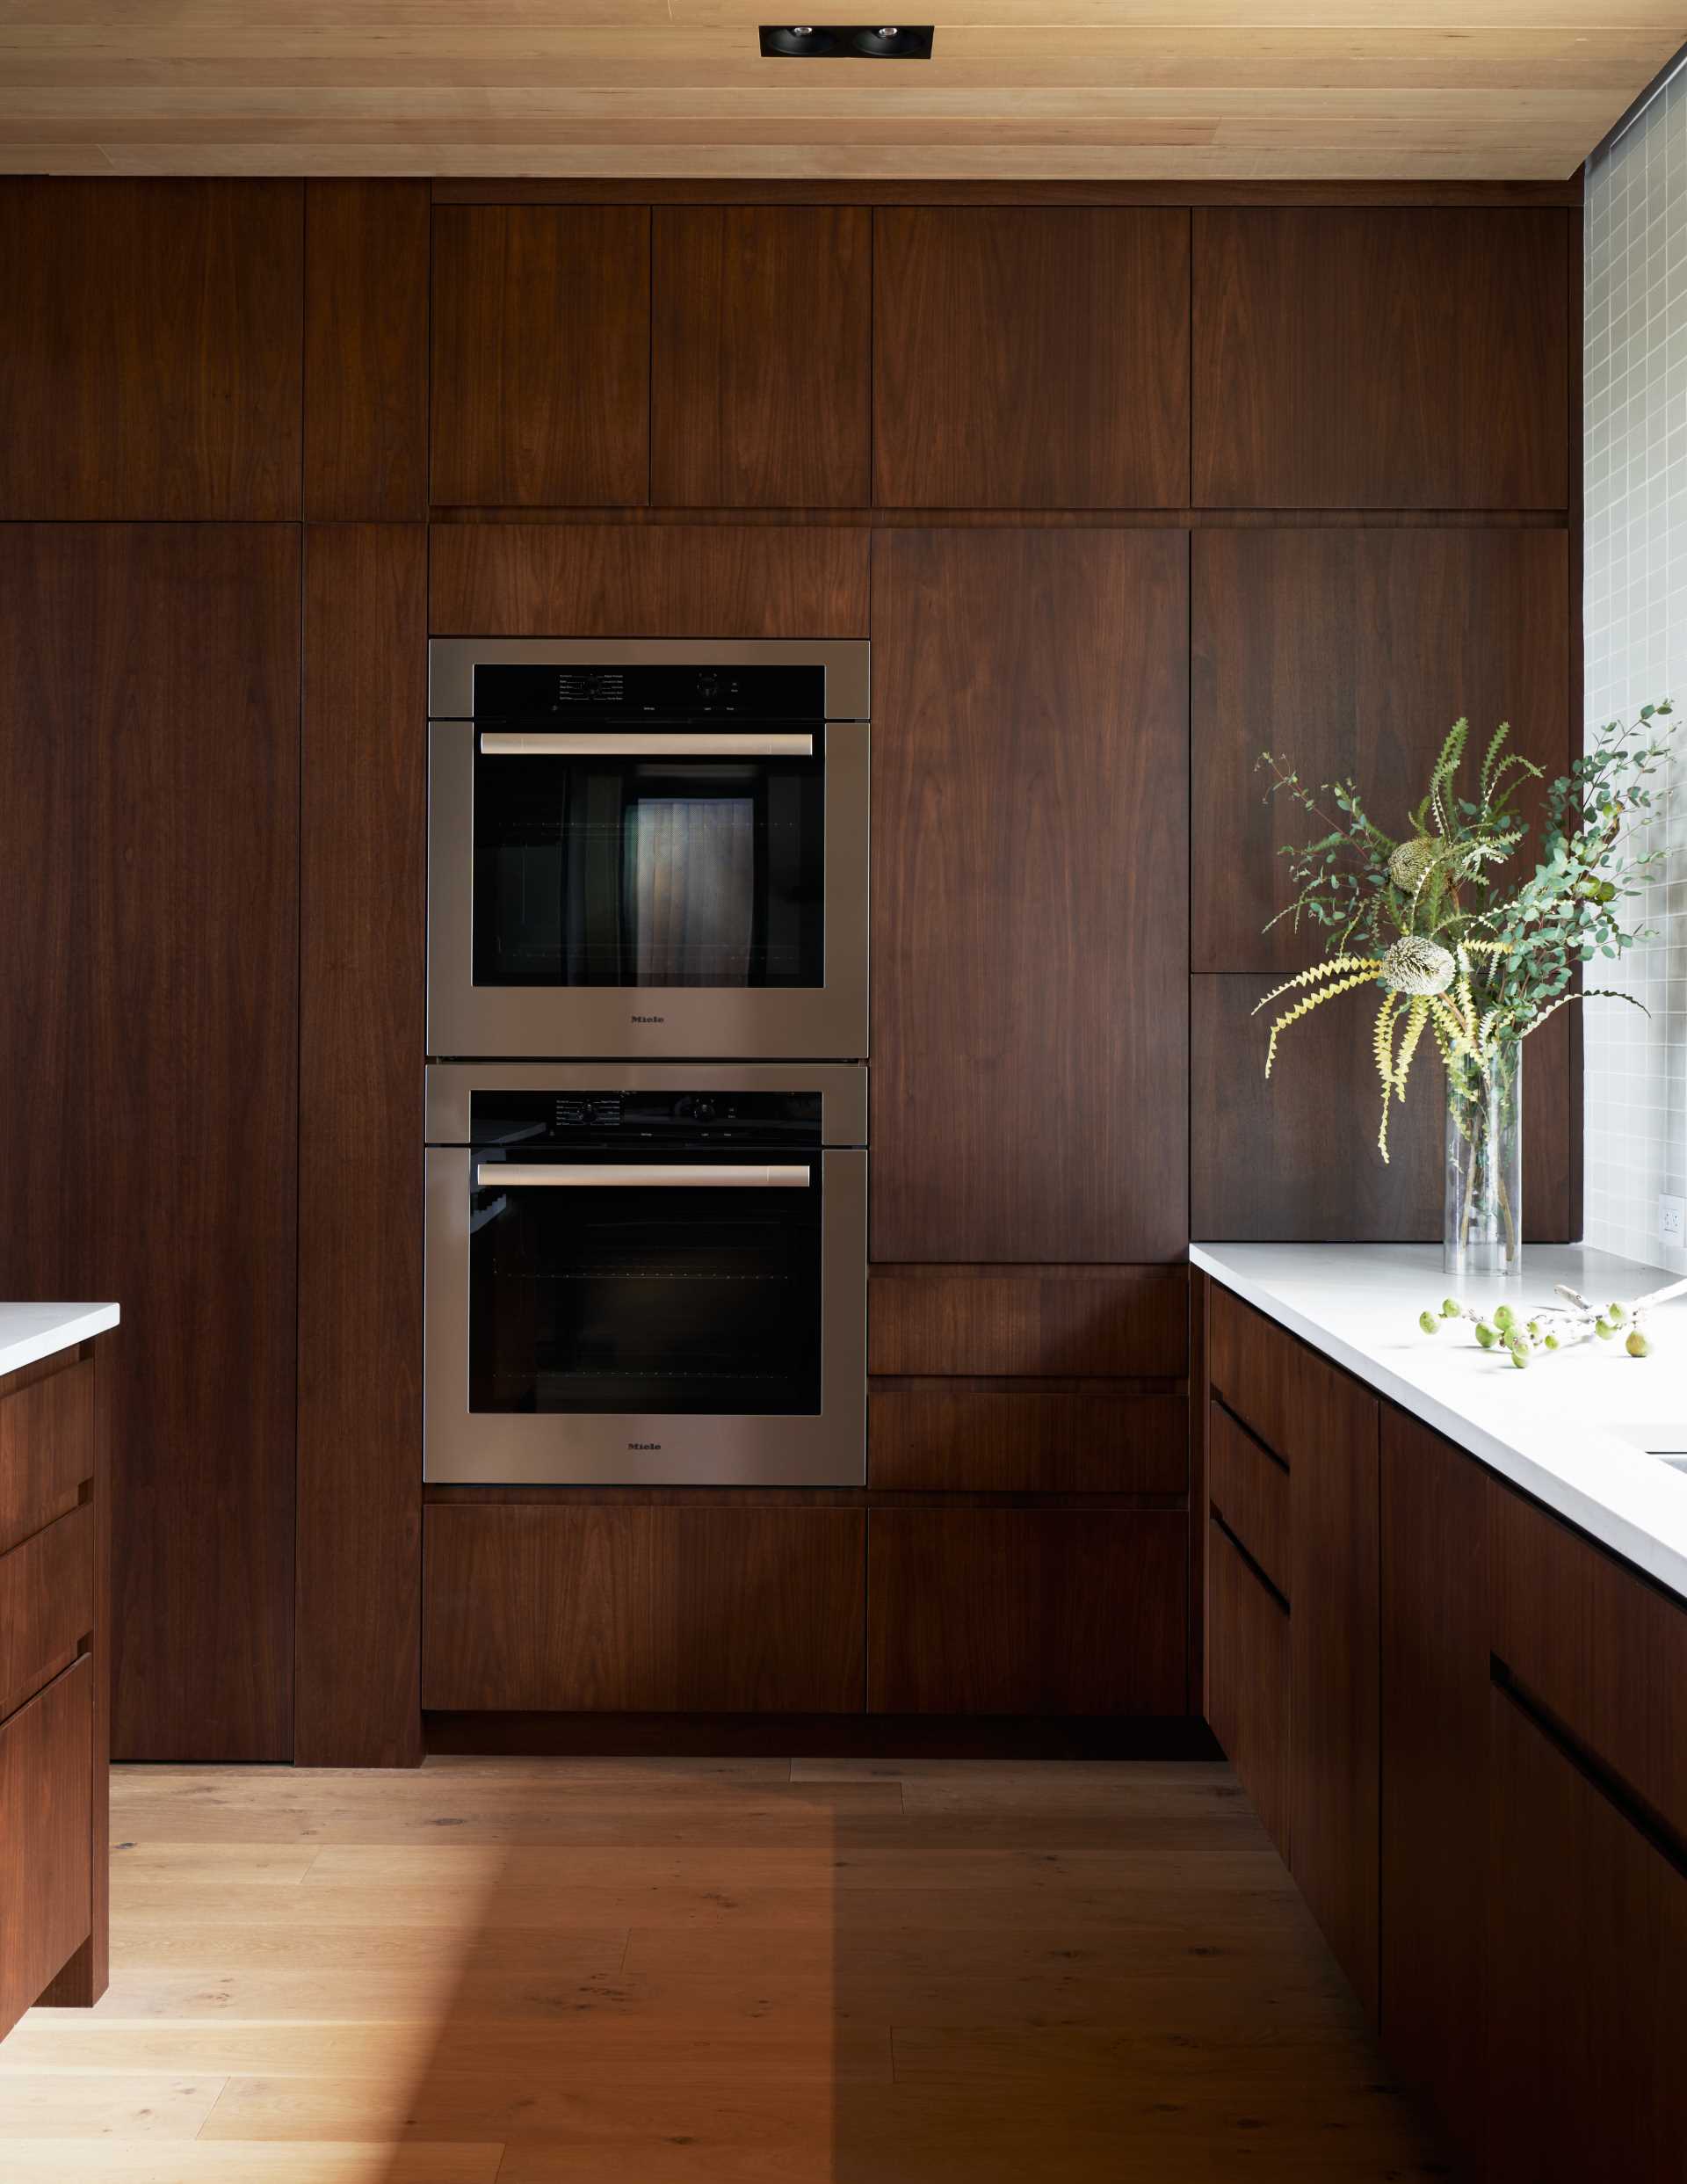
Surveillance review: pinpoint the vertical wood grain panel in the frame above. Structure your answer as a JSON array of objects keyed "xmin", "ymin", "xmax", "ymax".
[
  {"xmin": 652, "ymin": 206, "xmax": 871, "ymax": 508},
  {"xmin": 305, "ymin": 181, "xmax": 430, "ymax": 520},
  {"xmin": 872, "ymin": 209, "xmax": 1190, "ymax": 508},
  {"xmin": 867, "ymin": 1509, "xmax": 1188, "ymax": 1715},
  {"xmin": 0, "ymin": 179, "xmax": 302, "ymax": 520},
  {"xmin": 431, "ymin": 206, "xmax": 650, "ymax": 506},
  {"xmin": 1380, "ymin": 1405, "xmax": 1488, "ymax": 2168},
  {"xmin": 1289, "ymin": 1350, "xmax": 1379, "ymax": 2021},
  {"xmin": 424, "ymin": 1506, "xmax": 866, "ymax": 1713},
  {"xmin": 1191, "ymin": 528, "xmax": 1571, "ymax": 975},
  {"xmin": 870, "ymin": 528, "xmax": 1189, "ymax": 1262},
  {"xmin": 1206, "ymin": 1517, "xmax": 1291, "ymax": 1861},
  {"xmin": 91, "ymin": 527, "xmax": 300, "ymax": 1763},
  {"xmin": 297, "ymin": 526, "xmax": 427, "ymax": 1768},
  {"xmin": 0, "ymin": 1660, "xmax": 92, "ymax": 2036},
  {"xmin": 1192, "ymin": 207, "xmax": 1570, "ymax": 508},
  {"xmin": 1191, "ymin": 974, "xmax": 1571, "ymax": 1244}
]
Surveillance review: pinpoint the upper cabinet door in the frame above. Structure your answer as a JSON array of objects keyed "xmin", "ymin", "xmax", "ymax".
[
  {"xmin": 0, "ymin": 179, "xmax": 302, "ymax": 520},
  {"xmin": 872, "ymin": 210, "xmax": 1191, "ymax": 509},
  {"xmin": 304, "ymin": 181, "xmax": 430, "ymax": 522},
  {"xmin": 1191, "ymin": 526, "xmax": 1570, "ymax": 974},
  {"xmin": 1192, "ymin": 208, "xmax": 1570, "ymax": 509},
  {"xmin": 652, "ymin": 207, "xmax": 871, "ymax": 508},
  {"xmin": 431, "ymin": 207, "xmax": 650, "ymax": 507},
  {"xmin": 871, "ymin": 528, "xmax": 1189, "ymax": 1264}
]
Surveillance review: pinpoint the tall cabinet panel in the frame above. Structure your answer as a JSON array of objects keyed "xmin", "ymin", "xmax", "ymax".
[
  {"xmin": 869, "ymin": 528, "xmax": 1189, "ymax": 1263},
  {"xmin": 304, "ymin": 181, "xmax": 430, "ymax": 521},
  {"xmin": 297, "ymin": 526, "xmax": 427, "ymax": 1767},
  {"xmin": 97, "ymin": 528, "xmax": 301, "ymax": 1761}
]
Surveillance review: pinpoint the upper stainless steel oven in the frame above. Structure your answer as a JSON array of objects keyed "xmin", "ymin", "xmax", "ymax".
[
  {"xmin": 424, "ymin": 1061, "xmax": 866, "ymax": 1484},
  {"xmin": 427, "ymin": 638, "xmax": 869, "ymax": 1060}
]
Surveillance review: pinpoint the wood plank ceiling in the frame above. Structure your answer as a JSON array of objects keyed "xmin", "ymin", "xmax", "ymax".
[{"xmin": 1, "ymin": 2, "xmax": 1681, "ymax": 180}]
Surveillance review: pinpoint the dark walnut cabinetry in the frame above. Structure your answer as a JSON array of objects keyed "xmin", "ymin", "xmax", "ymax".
[
  {"xmin": 0, "ymin": 178, "xmax": 1580, "ymax": 1760},
  {"xmin": 1202, "ymin": 1275, "xmax": 1687, "ymax": 2181},
  {"xmin": 0, "ymin": 1338, "xmax": 112, "ymax": 2042}
]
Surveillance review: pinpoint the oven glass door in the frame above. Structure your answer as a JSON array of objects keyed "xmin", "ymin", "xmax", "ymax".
[
  {"xmin": 472, "ymin": 735, "xmax": 825, "ymax": 992},
  {"xmin": 467, "ymin": 1152, "xmax": 823, "ymax": 1417}
]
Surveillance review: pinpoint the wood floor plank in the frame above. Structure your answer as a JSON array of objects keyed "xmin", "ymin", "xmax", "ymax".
[
  {"xmin": 0, "ymin": 2144, "xmax": 504, "ymax": 2183},
  {"xmin": 0, "ymin": 1754, "xmax": 1445, "ymax": 2181}
]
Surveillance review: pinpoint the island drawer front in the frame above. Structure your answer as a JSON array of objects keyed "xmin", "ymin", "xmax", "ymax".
[
  {"xmin": 0, "ymin": 1352, "xmax": 96, "ymax": 1560},
  {"xmin": 1208, "ymin": 1285, "xmax": 1371, "ymax": 1467},
  {"xmin": 0, "ymin": 1503, "xmax": 93, "ymax": 1725},
  {"xmin": 1206, "ymin": 1515, "xmax": 1291, "ymax": 1861},
  {"xmin": 869, "ymin": 1387, "xmax": 1188, "ymax": 1493},
  {"xmin": 1490, "ymin": 1479, "xmax": 1687, "ymax": 1843},
  {"xmin": 1207, "ymin": 1398, "xmax": 1290, "ymax": 1600},
  {"xmin": 0, "ymin": 1656, "xmax": 93, "ymax": 2036}
]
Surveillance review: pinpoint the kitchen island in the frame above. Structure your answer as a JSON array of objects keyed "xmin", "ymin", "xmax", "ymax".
[{"xmin": 0, "ymin": 1302, "xmax": 118, "ymax": 2042}]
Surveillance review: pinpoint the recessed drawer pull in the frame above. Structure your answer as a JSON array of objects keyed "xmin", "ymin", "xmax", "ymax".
[{"xmin": 476, "ymin": 1163, "xmax": 811, "ymax": 1190}]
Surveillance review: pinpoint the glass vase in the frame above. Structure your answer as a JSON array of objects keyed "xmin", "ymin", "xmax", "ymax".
[{"xmin": 1444, "ymin": 1041, "xmax": 1522, "ymax": 1280}]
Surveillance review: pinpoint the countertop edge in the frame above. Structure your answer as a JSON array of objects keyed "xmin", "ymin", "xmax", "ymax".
[
  {"xmin": 0, "ymin": 1302, "xmax": 121, "ymax": 1382},
  {"xmin": 1190, "ymin": 1245, "xmax": 1687, "ymax": 1604}
]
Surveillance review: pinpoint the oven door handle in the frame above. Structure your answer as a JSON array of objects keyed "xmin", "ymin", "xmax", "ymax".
[
  {"xmin": 476, "ymin": 1162, "xmax": 814, "ymax": 1189},
  {"xmin": 478, "ymin": 730, "xmax": 815, "ymax": 758}
]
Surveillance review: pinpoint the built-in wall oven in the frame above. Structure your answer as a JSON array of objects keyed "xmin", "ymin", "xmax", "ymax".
[
  {"xmin": 424, "ymin": 1062, "xmax": 866, "ymax": 1484},
  {"xmin": 427, "ymin": 639, "xmax": 869, "ymax": 1062}
]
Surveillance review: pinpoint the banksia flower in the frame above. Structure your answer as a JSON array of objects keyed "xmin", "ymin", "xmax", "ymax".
[
  {"xmin": 1388, "ymin": 836, "xmax": 1439, "ymax": 892},
  {"xmin": 1381, "ymin": 936, "xmax": 1455, "ymax": 997}
]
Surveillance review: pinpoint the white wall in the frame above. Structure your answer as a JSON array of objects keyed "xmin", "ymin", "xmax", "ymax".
[{"xmin": 1583, "ymin": 62, "xmax": 1687, "ymax": 1273}]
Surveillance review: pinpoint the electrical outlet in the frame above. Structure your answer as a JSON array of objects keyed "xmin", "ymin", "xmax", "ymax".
[{"xmin": 1661, "ymin": 1194, "xmax": 1684, "ymax": 1244}]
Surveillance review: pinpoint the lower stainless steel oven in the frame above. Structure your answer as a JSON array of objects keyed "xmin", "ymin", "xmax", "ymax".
[{"xmin": 424, "ymin": 1062, "xmax": 866, "ymax": 1484}]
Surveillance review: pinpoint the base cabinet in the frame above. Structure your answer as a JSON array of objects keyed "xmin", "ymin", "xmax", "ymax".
[
  {"xmin": 1205, "ymin": 1516, "xmax": 1289, "ymax": 1859},
  {"xmin": 1487, "ymin": 1681, "xmax": 1687, "ymax": 2184},
  {"xmin": 423, "ymin": 1506, "xmax": 866, "ymax": 1714},
  {"xmin": 1202, "ymin": 1273, "xmax": 1687, "ymax": 2183},
  {"xmin": 867, "ymin": 1509, "xmax": 1187, "ymax": 1716}
]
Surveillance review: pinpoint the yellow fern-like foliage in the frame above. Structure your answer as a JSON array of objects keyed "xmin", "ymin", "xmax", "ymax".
[{"xmin": 1257, "ymin": 966, "xmax": 1385, "ymax": 1079}]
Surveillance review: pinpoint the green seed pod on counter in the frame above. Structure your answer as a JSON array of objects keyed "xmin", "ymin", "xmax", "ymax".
[
  {"xmin": 1418, "ymin": 1310, "xmax": 1439, "ymax": 1335},
  {"xmin": 1474, "ymin": 1323, "xmax": 1498, "ymax": 1349},
  {"xmin": 1626, "ymin": 1330, "xmax": 1652, "ymax": 1359}
]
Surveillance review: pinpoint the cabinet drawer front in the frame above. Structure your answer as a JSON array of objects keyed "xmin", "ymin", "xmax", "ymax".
[
  {"xmin": 869, "ymin": 1267, "xmax": 1188, "ymax": 1378},
  {"xmin": 0, "ymin": 1503, "xmax": 92, "ymax": 1723},
  {"xmin": 1490, "ymin": 1480, "xmax": 1687, "ymax": 1841},
  {"xmin": 867, "ymin": 1509, "xmax": 1187, "ymax": 1716},
  {"xmin": 0, "ymin": 1657, "xmax": 92, "ymax": 2039},
  {"xmin": 0, "ymin": 1353, "xmax": 95, "ymax": 1558},
  {"xmin": 1206, "ymin": 1517, "xmax": 1290, "ymax": 1861},
  {"xmin": 423, "ymin": 1506, "xmax": 865, "ymax": 1714},
  {"xmin": 1487, "ymin": 1682, "xmax": 1687, "ymax": 2184},
  {"xmin": 1208, "ymin": 1285, "xmax": 1372, "ymax": 1462},
  {"xmin": 870, "ymin": 1388, "xmax": 1186, "ymax": 1494},
  {"xmin": 1207, "ymin": 1400, "xmax": 1289, "ymax": 1600}
]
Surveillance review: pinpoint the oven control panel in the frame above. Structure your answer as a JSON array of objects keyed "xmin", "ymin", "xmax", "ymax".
[
  {"xmin": 472, "ymin": 663, "xmax": 829, "ymax": 722},
  {"xmin": 470, "ymin": 1088, "xmax": 824, "ymax": 1150}
]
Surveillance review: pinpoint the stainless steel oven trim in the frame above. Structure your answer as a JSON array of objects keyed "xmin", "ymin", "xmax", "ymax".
[
  {"xmin": 424, "ymin": 1143, "xmax": 866, "ymax": 1486},
  {"xmin": 428, "ymin": 636, "xmax": 870, "ymax": 722},
  {"xmin": 425, "ymin": 1060, "xmax": 868, "ymax": 1147},
  {"xmin": 480, "ymin": 730, "xmax": 816, "ymax": 758},
  {"xmin": 475, "ymin": 1162, "xmax": 813, "ymax": 1189},
  {"xmin": 427, "ymin": 715, "xmax": 869, "ymax": 1062}
]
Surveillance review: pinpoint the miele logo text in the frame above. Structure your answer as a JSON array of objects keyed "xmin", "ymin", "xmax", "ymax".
[
  {"xmin": 631, "ymin": 1014, "xmax": 665, "ymax": 1023},
  {"xmin": 628, "ymin": 1442, "xmax": 662, "ymax": 1451}
]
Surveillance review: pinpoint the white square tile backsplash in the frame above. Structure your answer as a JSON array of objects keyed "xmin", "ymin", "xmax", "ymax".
[{"xmin": 1584, "ymin": 67, "xmax": 1687, "ymax": 1274}]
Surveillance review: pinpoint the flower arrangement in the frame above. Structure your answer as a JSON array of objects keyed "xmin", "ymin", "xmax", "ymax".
[{"xmin": 1253, "ymin": 702, "xmax": 1678, "ymax": 1272}]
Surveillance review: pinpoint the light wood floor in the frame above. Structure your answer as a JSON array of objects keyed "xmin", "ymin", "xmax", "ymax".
[{"xmin": 1, "ymin": 1756, "xmax": 1448, "ymax": 2181}]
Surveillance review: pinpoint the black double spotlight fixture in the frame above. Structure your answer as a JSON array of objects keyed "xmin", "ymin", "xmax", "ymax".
[{"xmin": 760, "ymin": 25, "xmax": 935, "ymax": 59}]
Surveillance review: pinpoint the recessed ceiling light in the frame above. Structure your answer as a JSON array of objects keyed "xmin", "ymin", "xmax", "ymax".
[{"xmin": 758, "ymin": 24, "xmax": 934, "ymax": 59}]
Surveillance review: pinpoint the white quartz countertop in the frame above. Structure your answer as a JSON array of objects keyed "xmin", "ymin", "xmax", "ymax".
[
  {"xmin": 0, "ymin": 1302, "xmax": 119, "ymax": 1381},
  {"xmin": 1191, "ymin": 1243, "xmax": 1687, "ymax": 1603}
]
